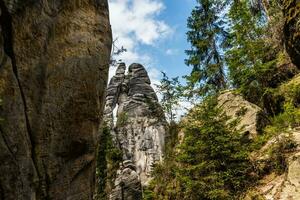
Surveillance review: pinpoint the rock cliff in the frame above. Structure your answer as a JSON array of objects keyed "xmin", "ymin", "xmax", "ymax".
[
  {"xmin": 103, "ymin": 63, "xmax": 167, "ymax": 200},
  {"xmin": 0, "ymin": 0, "xmax": 112, "ymax": 199},
  {"xmin": 283, "ymin": 0, "xmax": 300, "ymax": 68}
]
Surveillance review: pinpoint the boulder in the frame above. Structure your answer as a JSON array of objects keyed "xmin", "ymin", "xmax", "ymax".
[
  {"xmin": 109, "ymin": 160, "xmax": 142, "ymax": 200},
  {"xmin": 218, "ymin": 90, "xmax": 269, "ymax": 138}
]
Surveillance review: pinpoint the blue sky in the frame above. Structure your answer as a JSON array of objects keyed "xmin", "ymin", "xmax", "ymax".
[{"xmin": 108, "ymin": 0, "xmax": 196, "ymax": 85}]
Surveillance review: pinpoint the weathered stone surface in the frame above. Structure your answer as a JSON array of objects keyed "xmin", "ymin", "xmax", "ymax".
[
  {"xmin": 251, "ymin": 130, "xmax": 300, "ymax": 200},
  {"xmin": 103, "ymin": 63, "xmax": 167, "ymax": 199},
  {"xmin": 218, "ymin": 90, "xmax": 269, "ymax": 138},
  {"xmin": 109, "ymin": 160, "xmax": 142, "ymax": 200},
  {"xmin": 0, "ymin": 0, "xmax": 112, "ymax": 199},
  {"xmin": 283, "ymin": 0, "xmax": 300, "ymax": 68}
]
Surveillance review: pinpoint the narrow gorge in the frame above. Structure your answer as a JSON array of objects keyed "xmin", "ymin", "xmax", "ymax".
[{"xmin": 1, "ymin": 0, "xmax": 300, "ymax": 200}]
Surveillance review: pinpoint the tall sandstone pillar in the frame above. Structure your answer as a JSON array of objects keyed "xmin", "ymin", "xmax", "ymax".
[{"xmin": 0, "ymin": 0, "xmax": 112, "ymax": 199}]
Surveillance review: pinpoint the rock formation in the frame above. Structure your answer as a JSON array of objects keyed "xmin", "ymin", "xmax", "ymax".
[
  {"xmin": 103, "ymin": 63, "xmax": 167, "ymax": 200},
  {"xmin": 244, "ymin": 74, "xmax": 300, "ymax": 200},
  {"xmin": 283, "ymin": 0, "xmax": 300, "ymax": 68},
  {"xmin": 0, "ymin": 0, "xmax": 112, "ymax": 199},
  {"xmin": 218, "ymin": 91, "xmax": 269, "ymax": 139},
  {"xmin": 248, "ymin": 130, "xmax": 300, "ymax": 200}
]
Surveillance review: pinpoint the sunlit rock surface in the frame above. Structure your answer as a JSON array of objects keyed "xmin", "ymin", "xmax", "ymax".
[
  {"xmin": 104, "ymin": 63, "xmax": 167, "ymax": 200},
  {"xmin": 218, "ymin": 90, "xmax": 269, "ymax": 139},
  {"xmin": 249, "ymin": 130, "xmax": 300, "ymax": 200}
]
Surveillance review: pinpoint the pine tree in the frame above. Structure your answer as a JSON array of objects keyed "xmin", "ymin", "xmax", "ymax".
[
  {"xmin": 175, "ymin": 96, "xmax": 252, "ymax": 200},
  {"xmin": 225, "ymin": 0, "xmax": 280, "ymax": 104},
  {"xmin": 225, "ymin": 0, "xmax": 295, "ymax": 114},
  {"xmin": 156, "ymin": 72, "xmax": 181, "ymax": 122},
  {"xmin": 145, "ymin": 95, "xmax": 253, "ymax": 200},
  {"xmin": 185, "ymin": 0, "xmax": 229, "ymax": 97}
]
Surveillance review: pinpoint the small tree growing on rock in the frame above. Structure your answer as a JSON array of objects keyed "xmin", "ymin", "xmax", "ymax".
[{"xmin": 156, "ymin": 72, "xmax": 181, "ymax": 122}]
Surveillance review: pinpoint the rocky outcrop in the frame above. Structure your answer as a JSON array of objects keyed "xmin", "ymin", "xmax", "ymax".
[
  {"xmin": 283, "ymin": 0, "xmax": 300, "ymax": 68},
  {"xmin": 103, "ymin": 63, "xmax": 167, "ymax": 199},
  {"xmin": 248, "ymin": 130, "xmax": 300, "ymax": 200},
  {"xmin": 218, "ymin": 91, "xmax": 269, "ymax": 138},
  {"xmin": 109, "ymin": 160, "xmax": 142, "ymax": 200},
  {"xmin": 0, "ymin": 0, "xmax": 112, "ymax": 199}
]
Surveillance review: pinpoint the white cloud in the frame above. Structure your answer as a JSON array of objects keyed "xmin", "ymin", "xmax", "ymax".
[
  {"xmin": 165, "ymin": 48, "xmax": 179, "ymax": 55},
  {"xmin": 109, "ymin": 0, "xmax": 172, "ymax": 47},
  {"xmin": 108, "ymin": 0, "xmax": 172, "ymax": 90},
  {"xmin": 107, "ymin": 0, "xmax": 195, "ymax": 120}
]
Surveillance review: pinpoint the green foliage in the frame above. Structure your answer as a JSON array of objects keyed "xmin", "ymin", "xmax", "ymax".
[
  {"xmin": 185, "ymin": 0, "xmax": 228, "ymax": 97},
  {"xmin": 226, "ymin": 1, "xmax": 274, "ymax": 104},
  {"xmin": 95, "ymin": 125, "xmax": 122, "ymax": 200},
  {"xmin": 268, "ymin": 134, "xmax": 297, "ymax": 174},
  {"xmin": 145, "ymin": 0, "xmax": 300, "ymax": 199},
  {"xmin": 146, "ymin": 96, "xmax": 254, "ymax": 200},
  {"xmin": 144, "ymin": 96, "xmax": 165, "ymax": 119},
  {"xmin": 263, "ymin": 83, "xmax": 300, "ymax": 134},
  {"xmin": 156, "ymin": 72, "xmax": 182, "ymax": 121},
  {"xmin": 116, "ymin": 112, "xmax": 128, "ymax": 126},
  {"xmin": 284, "ymin": 83, "xmax": 300, "ymax": 107},
  {"xmin": 271, "ymin": 103, "xmax": 300, "ymax": 131},
  {"xmin": 225, "ymin": 0, "xmax": 297, "ymax": 114}
]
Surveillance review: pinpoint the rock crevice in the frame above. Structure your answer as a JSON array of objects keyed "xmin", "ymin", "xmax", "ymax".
[{"xmin": 0, "ymin": 0, "xmax": 112, "ymax": 199}]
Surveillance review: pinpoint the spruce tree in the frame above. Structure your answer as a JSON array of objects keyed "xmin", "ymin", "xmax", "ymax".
[
  {"xmin": 225, "ymin": 0, "xmax": 293, "ymax": 114},
  {"xmin": 185, "ymin": 0, "xmax": 228, "ymax": 97},
  {"xmin": 175, "ymin": 96, "xmax": 252, "ymax": 200},
  {"xmin": 226, "ymin": 1, "xmax": 266, "ymax": 100},
  {"xmin": 156, "ymin": 72, "xmax": 181, "ymax": 122}
]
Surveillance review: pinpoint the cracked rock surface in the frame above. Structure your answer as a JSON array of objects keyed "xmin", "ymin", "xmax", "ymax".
[
  {"xmin": 0, "ymin": 0, "xmax": 112, "ymax": 199},
  {"xmin": 103, "ymin": 63, "xmax": 167, "ymax": 200},
  {"xmin": 248, "ymin": 130, "xmax": 300, "ymax": 200}
]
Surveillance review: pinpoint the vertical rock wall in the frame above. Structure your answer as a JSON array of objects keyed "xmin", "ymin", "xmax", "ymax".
[
  {"xmin": 0, "ymin": 0, "xmax": 112, "ymax": 199},
  {"xmin": 283, "ymin": 0, "xmax": 300, "ymax": 68},
  {"xmin": 103, "ymin": 63, "xmax": 167, "ymax": 200}
]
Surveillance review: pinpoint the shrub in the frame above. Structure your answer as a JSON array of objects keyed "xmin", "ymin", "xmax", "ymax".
[
  {"xmin": 116, "ymin": 112, "xmax": 128, "ymax": 126},
  {"xmin": 95, "ymin": 125, "xmax": 122, "ymax": 200}
]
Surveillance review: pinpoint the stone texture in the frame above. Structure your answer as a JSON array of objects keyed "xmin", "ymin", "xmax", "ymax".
[
  {"xmin": 109, "ymin": 160, "xmax": 142, "ymax": 200},
  {"xmin": 283, "ymin": 0, "xmax": 300, "ymax": 68},
  {"xmin": 252, "ymin": 130, "xmax": 300, "ymax": 200},
  {"xmin": 218, "ymin": 90, "xmax": 269, "ymax": 138},
  {"xmin": 103, "ymin": 63, "xmax": 167, "ymax": 200},
  {"xmin": 0, "ymin": 0, "xmax": 112, "ymax": 199}
]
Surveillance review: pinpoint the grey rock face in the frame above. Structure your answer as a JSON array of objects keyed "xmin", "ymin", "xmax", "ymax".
[
  {"xmin": 104, "ymin": 63, "xmax": 167, "ymax": 199},
  {"xmin": 110, "ymin": 160, "xmax": 142, "ymax": 200},
  {"xmin": 0, "ymin": 0, "xmax": 112, "ymax": 199}
]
